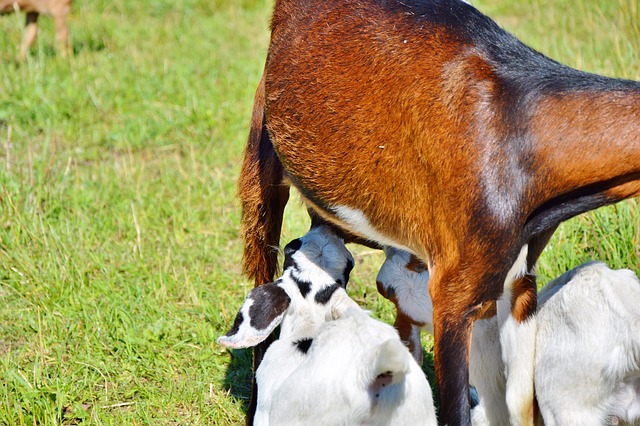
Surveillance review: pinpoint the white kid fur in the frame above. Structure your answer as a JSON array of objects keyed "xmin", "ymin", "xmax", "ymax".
[
  {"xmin": 534, "ymin": 261, "xmax": 640, "ymax": 426},
  {"xmin": 269, "ymin": 306, "xmax": 437, "ymax": 426}
]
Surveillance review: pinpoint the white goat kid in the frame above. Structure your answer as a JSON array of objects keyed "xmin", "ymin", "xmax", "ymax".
[
  {"xmin": 219, "ymin": 226, "xmax": 437, "ymax": 426},
  {"xmin": 377, "ymin": 249, "xmax": 640, "ymax": 426},
  {"xmin": 534, "ymin": 261, "xmax": 640, "ymax": 426}
]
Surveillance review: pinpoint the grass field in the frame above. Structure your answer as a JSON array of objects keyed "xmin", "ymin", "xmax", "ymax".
[{"xmin": 1, "ymin": 0, "xmax": 638, "ymax": 424}]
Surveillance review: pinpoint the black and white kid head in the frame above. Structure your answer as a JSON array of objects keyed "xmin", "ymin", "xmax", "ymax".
[{"xmin": 217, "ymin": 225, "xmax": 355, "ymax": 349}]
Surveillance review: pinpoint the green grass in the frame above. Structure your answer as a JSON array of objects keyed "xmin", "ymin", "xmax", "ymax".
[{"xmin": 0, "ymin": 0, "xmax": 638, "ymax": 424}]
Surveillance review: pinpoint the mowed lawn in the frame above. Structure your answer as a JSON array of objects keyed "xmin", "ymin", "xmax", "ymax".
[{"xmin": 0, "ymin": 0, "xmax": 638, "ymax": 424}]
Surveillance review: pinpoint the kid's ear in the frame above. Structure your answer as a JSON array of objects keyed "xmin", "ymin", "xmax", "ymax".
[{"xmin": 217, "ymin": 283, "xmax": 291, "ymax": 349}]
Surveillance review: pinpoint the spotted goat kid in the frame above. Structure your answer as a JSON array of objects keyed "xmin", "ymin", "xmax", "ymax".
[{"xmin": 218, "ymin": 226, "xmax": 436, "ymax": 426}]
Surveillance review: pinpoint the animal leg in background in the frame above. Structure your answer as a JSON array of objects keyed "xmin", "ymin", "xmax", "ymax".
[
  {"xmin": 52, "ymin": 7, "xmax": 70, "ymax": 57},
  {"xmin": 21, "ymin": 12, "xmax": 38, "ymax": 59}
]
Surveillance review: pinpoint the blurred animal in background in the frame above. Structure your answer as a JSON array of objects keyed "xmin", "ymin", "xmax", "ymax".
[{"xmin": 1, "ymin": 0, "xmax": 72, "ymax": 59}]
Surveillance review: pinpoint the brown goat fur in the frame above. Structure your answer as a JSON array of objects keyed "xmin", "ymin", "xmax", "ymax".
[
  {"xmin": 238, "ymin": 0, "xmax": 640, "ymax": 424},
  {"xmin": 1, "ymin": 0, "xmax": 72, "ymax": 59}
]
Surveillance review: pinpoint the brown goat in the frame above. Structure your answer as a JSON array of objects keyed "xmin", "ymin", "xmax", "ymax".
[
  {"xmin": 237, "ymin": 0, "xmax": 640, "ymax": 425},
  {"xmin": 1, "ymin": 0, "xmax": 71, "ymax": 59}
]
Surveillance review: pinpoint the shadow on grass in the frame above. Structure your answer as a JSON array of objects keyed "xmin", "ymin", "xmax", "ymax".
[
  {"xmin": 15, "ymin": 36, "xmax": 108, "ymax": 59},
  {"xmin": 72, "ymin": 37, "xmax": 107, "ymax": 55},
  {"xmin": 222, "ymin": 347, "xmax": 253, "ymax": 412}
]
